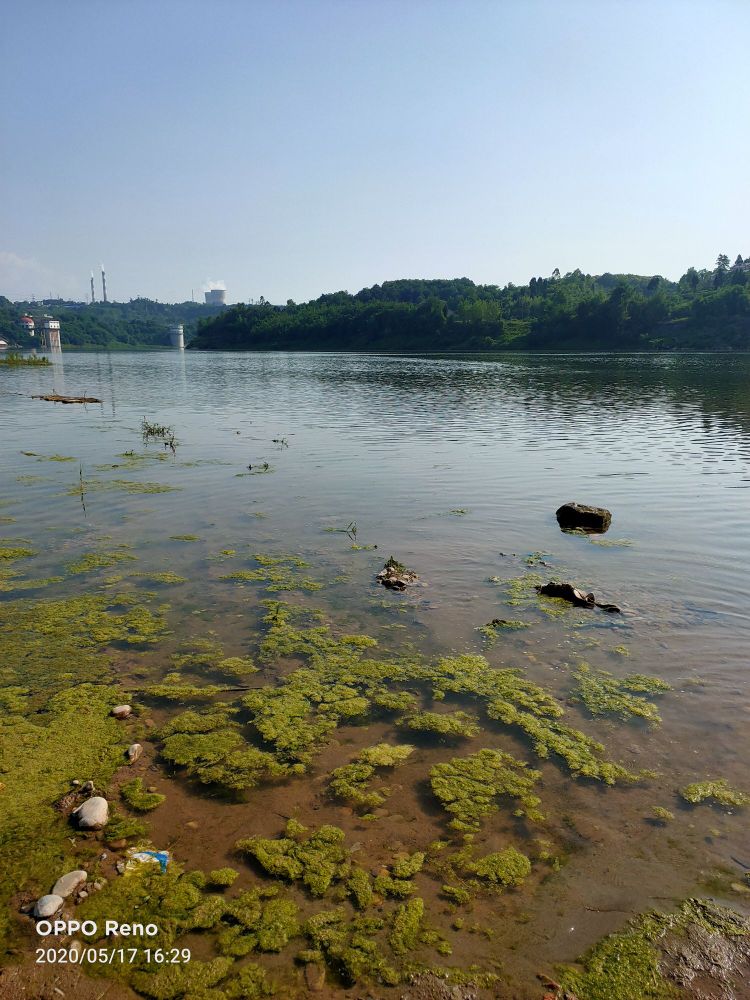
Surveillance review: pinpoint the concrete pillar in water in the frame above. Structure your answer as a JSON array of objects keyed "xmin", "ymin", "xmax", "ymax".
[{"xmin": 169, "ymin": 324, "xmax": 185, "ymax": 350}]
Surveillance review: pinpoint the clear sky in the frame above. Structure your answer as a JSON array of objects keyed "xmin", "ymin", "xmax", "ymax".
[{"xmin": 1, "ymin": 0, "xmax": 748, "ymax": 304}]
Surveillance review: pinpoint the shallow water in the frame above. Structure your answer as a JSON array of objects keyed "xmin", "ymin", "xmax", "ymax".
[{"xmin": 2, "ymin": 349, "xmax": 749, "ymax": 996}]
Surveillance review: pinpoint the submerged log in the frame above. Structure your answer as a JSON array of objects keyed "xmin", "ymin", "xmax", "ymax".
[
  {"xmin": 537, "ymin": 581, "xmax": 621, "ymax": 613},
  {"xmin": 32, "ymin": 393, "xmax": 102, "ymax": 404}
]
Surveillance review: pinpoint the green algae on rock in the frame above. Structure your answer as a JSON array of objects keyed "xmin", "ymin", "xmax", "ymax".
[
  {"xmin": 559, "ymin": 898, "xmax": 750, "ymax": 1000},
  {"xmin": 680, "ymin": 778, "xmax": 749, "ymax": 808},
  {"xmin": 572, "ymin": 662, "xmax": 671, "ymax": 724},
  {"xmin": 0, "ymin": 684, "xmax": 125, "ymax": 949}
]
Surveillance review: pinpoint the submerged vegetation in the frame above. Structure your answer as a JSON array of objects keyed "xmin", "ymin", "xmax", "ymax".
[
  {"xmin": 572, "ymin": 662, "xmax": 671, "ymax": 724},
  {"xmin": 680, "ymin": 779, "xmax": 749, "ymax": 808}
]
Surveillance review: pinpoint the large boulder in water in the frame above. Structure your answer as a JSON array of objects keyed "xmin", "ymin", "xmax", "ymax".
[
  {"xmin": 556, "ymin": 502, "xmax": 612, "ymax": 533},
  {"xmin": 73, "ymin": 796, "xmax": 109, "ymax": 830}
]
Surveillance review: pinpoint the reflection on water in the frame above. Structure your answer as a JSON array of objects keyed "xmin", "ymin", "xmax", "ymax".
[{"xmin": 1, "ymin": 350, "xmax": 749, "ymax": 993}]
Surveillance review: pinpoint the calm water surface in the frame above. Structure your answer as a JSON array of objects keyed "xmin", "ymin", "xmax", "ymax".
[{"xmin": 2, "ymin": 350, "xmax": 749, "ymax": 995}]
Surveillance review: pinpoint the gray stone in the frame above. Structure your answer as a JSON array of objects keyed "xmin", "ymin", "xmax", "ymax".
[
  {"xmin": 126, "ymin": 743, "xmax": 142, "ymax": 763},
  {"xmin": 111, "ymin": 704, "xmax": 132, "ymax": 719},
  {"xmin": 34, "ymin": 894, "xmax": 63, "ymax": 919},
  {"xmin": 73, "ymin": 796, "xmax": 109, "ymax": 829},
  {"xmin": 556, "ymin": 501, "xmax": 612, "ymax": 533},
  {"xmin": 52, "ymin": 870, "xmax": 87, "ymax": 898}
]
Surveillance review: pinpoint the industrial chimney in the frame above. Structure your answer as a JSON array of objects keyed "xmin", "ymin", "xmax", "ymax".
[
  {"xmin": 90, "ymin": 272, "xmax": 96, "ymax": 304},
  {"xmin": 101, "ymin": 265, "xmax": 108, "ymax": 303}
]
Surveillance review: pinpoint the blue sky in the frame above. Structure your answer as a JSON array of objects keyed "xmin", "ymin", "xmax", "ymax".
[{"xmin": 2, "ymin": 0, "xmax": 748, "ymax": 304}]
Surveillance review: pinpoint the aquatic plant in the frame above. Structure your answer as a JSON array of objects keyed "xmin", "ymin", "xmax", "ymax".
[
  {"xmin": 208, "ymin": 867, "xmax": 240, "ymax": 887},
  {"xmin": 303, "ymin": 909, "xmax": 398, "ymax": 986},
  {"xmin": 66, "ymin": 548, "xmax": 137, "ymax": 575},
  {"xmin": 329, "ymin": 743, "xmax": 414, "ymax": 811},
  {"xmin": 133, "ymin": 571, "xmax": 188, "ymax": 584},
  {"xmin": 680, "ymin": 779, "xmax": 749, "ymax": 808},
  {"xmin": 121, "ymin": 777, "xmax": 166, "ymax": 812},
  {"xmin": 652, "ymin": 806, "xmax": 674, "ymax": 822},
  {"xmin": 221, "ymin": 553, "xmax": 323, "ymax": 592},
  {"xmin": 430, "ymin": 749, "xmax": 543, "ymax": 832},
  {"xmin": 160, "ymin": 722, "xmax": 294, "ymax": 791},
  {"xmin": 572, "ymin": 663, "xmax": 671, "ymax": 724},
  {"xmin": 559, "ymin": 898, "xmax": 749, "ymax": 1000},
  {"xmin": 389, "ymin": 897, "xmax": 425, "ymax": 955},
  {"xmin": 0, "ymin": 545, "xmax": 35, "ymax": 562},
  {"xmin": 170, "ymin": 533, "xmax": 200, "ymax": 541},
  {"xmin": 0, "ymin": 352, "xmax": 51, "ymax": 366},
  {"xmin": 0, "ymin": 684, "xmax": 125, "ymax": 947},
  {"xmin": 237, "ymin": 822, "xmax": 351, "ymax": 897},
  {"xmin": 464, "ymin": 847, "xmax": 531, "ymax": 888},
  {"xmin": 398, "ymin": 710, "xmax": 480, "ymax": 739}
]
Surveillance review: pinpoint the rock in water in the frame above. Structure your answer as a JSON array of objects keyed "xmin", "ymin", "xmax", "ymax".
[
  {"xmin": 377, "ymin": 556, "xmax": 418, "ymax": 591},
  {"xmin": 52, "ymin": 870, "xmax": 87, "ymax": 898},
  {"xmin": 111, "ymin": 704, "xmax": 132, "ymax": 719},
  {"xmin": 73, "ymin": 796, "xmax": 109, "ymax": 829},
  {"xmin": 556, "ymin": 502, "xmax": 612, "ymax": 533},
  {"xmin": 126, "ymin": 743, "xmax": 142, "ymax": 763},
  {"xmin": 34, "ymin": 895, "xmax": 63, "ymax": 919}
]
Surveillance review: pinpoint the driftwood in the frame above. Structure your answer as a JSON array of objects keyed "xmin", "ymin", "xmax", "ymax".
[
  {"xmin": 536, "ymin": 581, "xmax": 621, "ymax": 613},
  {"xmin": 32, "ymin": 394, "xmax": 101, "ymax": 404}
]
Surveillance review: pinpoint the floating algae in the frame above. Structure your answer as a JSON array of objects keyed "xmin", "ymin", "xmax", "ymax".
[
  {"xmin": 221, "ymin": 553, "xmax": 323, "ymax": 592},
  {"xmin": 430, "ymin": 749, "xmax": 543, "ymax": 832},
  {"xmin": 397, "ymin": 709, "xmax": 480, "ymax": 739},
  {"xmin": 572, "ymin": 662, "xmax": 671, "ymax": 724},
  {"xmin": 208, "ymin": 867, "xmax": 240, "ymax": 888},
  {"xmin": 121, "ymin": 777, "xmax": 166, "ymax": 812},
  {"xmin": 66, "ymin": 548, "xmax": 137, "ymax": 575},
  {"xmin": 0, "ymin": 545, "xmax": 36, "ymax": 562},
  {"xmin": 329, "ymin": 742, "xmax": 415, "ymax": 811},
  {"xmin": 170, "ymin": 533, "xmax": 201, "ymax": 541},
  {"xmin": 680, "ymin": 779, "xmax": 749, "ymax": 808},
  {"xmin": 237, "ymin": 820, "xmax": 352, "ymax": 897}
]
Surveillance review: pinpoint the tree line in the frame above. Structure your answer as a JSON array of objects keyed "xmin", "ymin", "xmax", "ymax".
[{"xmin": 190, "ymin": 254, "xmax": 750, "ymax": 352}]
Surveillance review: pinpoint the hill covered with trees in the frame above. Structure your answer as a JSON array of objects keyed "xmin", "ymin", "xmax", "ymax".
[
  {"xmin": 190, "ymin": 254, "xmax": 750, "ymax": 353},
  {"xmin": 0, "ymin": 298, "xmax": 225, "ymax": 350},
  {"xmin": 3, "ymin": 254, "xmax": 749, "ymax": 352}
]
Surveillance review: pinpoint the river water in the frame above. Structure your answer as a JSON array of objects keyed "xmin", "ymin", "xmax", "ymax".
[{"xmin": 2, "ymin": 350, "xmax": 749, "ymax": 996}]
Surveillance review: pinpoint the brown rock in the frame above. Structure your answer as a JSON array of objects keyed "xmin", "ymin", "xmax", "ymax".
[{"xmin": 556, "ymin": 502, "xmax": 612, "ymax": 533}]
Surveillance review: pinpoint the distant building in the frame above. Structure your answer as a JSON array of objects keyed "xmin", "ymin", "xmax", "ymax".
[
  {"xmin": 20, "ymin": 314, "xmax": 35, "ymax": 337},
  {"xmin": 205, "ymin": 288, "xmax": 227, "ymax": 305},
  {"xmin": 40, "ymin": 315, "xmax": 62, "ymax": 351},
  {"xmin": 169, "ymin": 324, "xmax": 185, "ymax": 349},
  {"xmin": 0, "ymin": 338, "xmax": 9, "ymax": 351}
]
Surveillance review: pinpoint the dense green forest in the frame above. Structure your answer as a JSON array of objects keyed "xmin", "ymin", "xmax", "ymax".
[
  {"xmin": 0, "ymin": 298, "xmax": 225, "ymax": 349},
  {"xmin": 190, "ymin": 255, "xmax": 750, "ymax": 352},
  {"xmin": 2, "ymin": 254, "xmax": 749, "ymax": 352}
]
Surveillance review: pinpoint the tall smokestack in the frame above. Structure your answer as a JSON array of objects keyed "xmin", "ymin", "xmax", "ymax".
[
  {"xmin": 101, "ymin": 265, "xmax": 108, "ymax": 303},
  {"xmin": 90, "ymin": 271, "xmax": 96, "ymax": 304}
]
